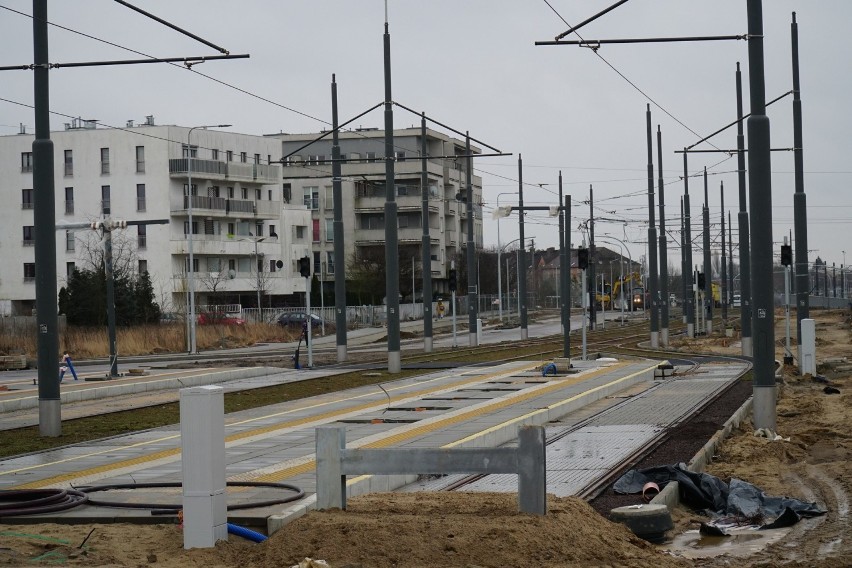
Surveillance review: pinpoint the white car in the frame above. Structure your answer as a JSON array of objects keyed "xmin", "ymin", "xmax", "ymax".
[{"xmin": 732, "ymin": 294, "xmax": 741, "ymax": 307}]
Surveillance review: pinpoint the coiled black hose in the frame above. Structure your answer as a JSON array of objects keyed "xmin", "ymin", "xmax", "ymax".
[
  {"xmin": 76, "ymin": 481, "xmax": 304, "ymax": 511},
  {"xmin": 0, "ymin": 488, "xmax": 89, "ymax": 516}
]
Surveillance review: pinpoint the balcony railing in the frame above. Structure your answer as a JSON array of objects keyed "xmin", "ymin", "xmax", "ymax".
[
  {"xmin": 21, "ymin": 202, "xmax": 33, "ymax": 210},
  {"xmin": 137, "ymin": 198, "xmax": 146, "ymax": 212},
  {"xmin": 169, "ymin": 158, "xmax": 280, "ymax": 183},
  {"xmin": 64, "ymin": 163, "xmax": 73, "ymax": 176}
]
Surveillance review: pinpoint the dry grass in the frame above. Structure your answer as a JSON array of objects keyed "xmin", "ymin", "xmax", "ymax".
[{"xmin": 0, "ymin": 323, "xmax": 302, "ymax": 359}]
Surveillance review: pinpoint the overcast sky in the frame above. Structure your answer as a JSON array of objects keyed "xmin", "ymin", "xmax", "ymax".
[{"xmin": 2, "ymin": 1, "xmax": 850, "ymax": 275}]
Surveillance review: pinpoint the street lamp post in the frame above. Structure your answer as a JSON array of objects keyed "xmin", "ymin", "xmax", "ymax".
[
  {"xmin": 187, "ymin": 124, "xmax": 230, "ymax": 353},
  {"xmin": 501, "ymin": 235, "xmax": 535, "ymax": 328},
  {"xmin": 496, "ymin": 192, "xmax": 519, "ymax": 323},
  {"xmin": 239, "ymin": 234, "xmax": 266, "ymax": 321}
]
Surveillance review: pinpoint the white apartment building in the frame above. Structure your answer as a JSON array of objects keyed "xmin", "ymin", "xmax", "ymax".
[
  {"xmin": 272, "ymin": 127, "xmax": 483, "ymax": 298},
  {"xmin": 0, "ymin": 118, "xmax": 311, "ymax": 316}
]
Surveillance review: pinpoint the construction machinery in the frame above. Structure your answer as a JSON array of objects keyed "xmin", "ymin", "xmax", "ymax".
[{"xmin": 611, "ymin": 272, "xmax": 645, "ymax": 310}]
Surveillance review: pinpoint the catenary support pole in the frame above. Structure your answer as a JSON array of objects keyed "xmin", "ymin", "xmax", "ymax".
[
  {"xmin": 657, "ymin": 124, "xmax": 669, "ymax": 346},
  {"xmin": 564, "ymin": 194, "xmax": 571, "ymax": 357},
  {"xmin": 721, "ymin": 183, "xmax": 728, "ymax": 328},
  {"xmin": 747, "ymin": 0, "xmax": 777, "ymax": 430},
  {"xmin": 558, "ymin": 173, "xmax": 569, "ymax": 357},
  {"xmin": 791, "ymin": 12, "xmax": 810, "ymax": 366},
  {"xmin": 331, "ymin": 75, "xmax": 348, "ymax": 362},
  {"xmin": 420, "ymin": 114, "xmax": 433, "ymax": 352},
  {"xmin": 735, "ymin": 62, "xmax": 753, "ymax": 357},
  {"xmin": 681, "ymin": 197, "xmax": 688, "ymax": 324},
  {"xmin": 683, "ymin": 151, "xmax": 695, "ymax": 338},
  {"xmin": 382, "ymin": 21, "xmax": 400, "ymax": 373},
  {"xmin": 518, "ymin": 156, "xmax": 528, "ymax": 339},
  {"xmin": 33, "ymin": 0, "xmax": 61, "ymax": 436},
  {"xmin": 702, "ymin": 167, "xmax": 713, "ymax": 335},
  {"xmin": 104, "ymin": 227, "xmax": 118, "ymax": 377},
  {"xmin": 466, "ymin": 132, "xmax": 478, "ymax": 346},
  {"xmin": 728, "ymin": 211, "xmax": 734, "ymax": 307},
  {"xmin": 646, "ymin": 105, "xmax": 660, "ymax": 347},
  {"xmin": 588, "ymin": 185, "xmax": 596, "ymax": 331}
]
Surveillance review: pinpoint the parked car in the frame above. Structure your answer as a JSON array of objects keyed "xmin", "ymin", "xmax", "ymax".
[
  {"xmin": 159, "ymin": 312, "xmax": 182, "ymax": 325},
  {"xmin": 732, "ymin": 294, "xmax": 742, "ymax": 308},
  {"xmin": 197, "ymin": 312, "xmax": 245, "ymax": 326},
  {"xmin": 276, "ymin": 312, "xmax": 323, "ymax": 329}
]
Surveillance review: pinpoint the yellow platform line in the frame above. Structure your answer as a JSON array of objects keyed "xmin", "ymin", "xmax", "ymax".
[
  {"xmin": 7, "ymin": 362, "xmax": 540, "ymax": 488},
  {"xmin": 252, "ymin": 361, "xmax": 639, "ymax": 482}
]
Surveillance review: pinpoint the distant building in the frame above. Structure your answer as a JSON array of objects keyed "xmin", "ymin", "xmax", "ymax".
[
  {"xmin": 0, "ymin": 118, "xmax": 311, "ymax": 316},
  {"xmin": 270, "ymin": 127, "xmax": 483, "ymax": 298}
]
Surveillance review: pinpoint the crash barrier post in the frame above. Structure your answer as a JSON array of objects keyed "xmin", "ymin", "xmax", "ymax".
[
  {"xmin": 180, "ymin": 385, "xmax": 227, "ymax": 549},
  {"xmin": 316, "ymin": 424, "xmax": 546, "ymax": 514}
]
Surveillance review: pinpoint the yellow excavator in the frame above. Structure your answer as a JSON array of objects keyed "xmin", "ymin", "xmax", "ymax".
[{"xmin": 610, "ymin": 272, "xmax": 645, "ymax": 310}]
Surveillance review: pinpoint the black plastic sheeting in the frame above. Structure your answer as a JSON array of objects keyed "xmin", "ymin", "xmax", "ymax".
[{"xmin": 613, "ymin": 463, "xmax": 826, "ymax": 528}]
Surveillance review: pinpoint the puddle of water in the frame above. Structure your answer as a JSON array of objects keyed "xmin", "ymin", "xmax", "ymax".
[{"xmin": 663, "ymin": 526, "xmax": 790, "ymax": 559}]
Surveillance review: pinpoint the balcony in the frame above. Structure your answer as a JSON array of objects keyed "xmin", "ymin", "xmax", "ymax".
[
  {"xmin": 169, "ymin": 158, "xmax": 281, "ymax": 184},
  {"xmin": 172, "ymin": 195, "xmax": 280, "ymax": 219},
  {"xmin": 170, "ymin": 235, "xmax": 279, "ymax": 257},
  {"xmin": 354, "ymin": 227, "xmax": 425, "ymax": 244}
]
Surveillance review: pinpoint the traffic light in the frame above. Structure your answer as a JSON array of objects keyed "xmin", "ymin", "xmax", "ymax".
[
  {"xmin": 780, "ymin": 244, "xmax": 792, "ymax": 267},
  {"xmin": 697, "ymin": 271, "xmax": 706, "ymax": 290},
  {"xmin": 298, "ymin": 256, "xmax": 311, "ymax": 278},
  {"xmin": 577, "ymin": 248, "xmax": 589, "ymax": 269},
  {"xmin": 448, "ymin": 269, "xmax": 458, "ymax": 292}
]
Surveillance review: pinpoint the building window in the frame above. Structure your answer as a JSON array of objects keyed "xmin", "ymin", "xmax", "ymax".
[
  {"xmin": 182, "ymin": 144, "xmax": 197, "ymax": 158},
  {"xmin": 256, "ymin": 257, "xmax": 263, "ymax": 273},
  {"xmin": 100, "ymin": 148, "xmax": 110, "ymax": 174},
  {"xmin": 255, "ymin": 188, "xmax": 261, "ymax": 201},
  {"xmin": 183, "ymin": 183, "xmax": 197, "ymax": 196},
  {"xmin": 240, "ymin": 152, "xmax": 247, "ymax": 163},
  {"xmin": 313, "ymin": 251, "xmax": 320, "ymax": 273},
  {"xmin": 312, "ymin": 219, "xmax": 320, "ymax": 242},
  {"xmin": 64, "ymin": 149, "xmax": 73, "ymax": 176},
  {"xmin": 228, "ymin": 259, "xmax": 236, "ymax": 272},
  {"xmin": 396, "ymin": 151, "xmax": 406, "ymax": 162},
  {"xmin": 136, "ymin": 184, "xmax": 146, "ymax": 211},
  {"xmin": 21, "ymin": 189, "xmax": 33, "ymax": 209},
  {"xmin": 326, "ymin": 252, "xmax": 335, "ymax": 275},
  {"xmin": 23, "ymin": 225, "xmax": 35, "ymax": 246},
  {"xmin": 65, "ymin": 187, "xmax": 74, "ymax": 214},
  {"xmin": 241, "ymin": 188, "xmax": 248, "ymax": 200},
  {"xmin": 282, "ymin": 183, "xmax": 291, "ymax": 203},
  {"xmin": 254, "ymin": 223, "xmax": 262, "ymax": 237},
  {"xmin": 138, "ymin": 259, "xmax": 147, "ymax": 274},
  {"xmin": 65, "ymin": 230, "xmax": 75, "ymax": 252},
  {"xmin": 183, "ymin": 221, "xmax": 198, "ymax": 235},
  {"xmin": 269, "ymin": 224, "xmax": 277, "ymax": 238},
  {"xmin": 325, "ymin": 219, "xmax": 334, "ymax": 242},
  {"xmin": 303, "ymin": 186, "xmax": 319, "ymax": 210},
  {"xmin": 295, "ymin": 226, "xmax": 306, "ymax": 240},
  {"xmin": 227, "ymin": 187, "xmax": 234, "ymax": 198},
  {"xmin": 226, "ymin": 150, "xmax": 233, "ymax": 162},
  {"xmin": 101, "ymin": 185, "xmax": 111, "ymax": 214},
  {"xmin": 212, "ymin": 149, "xmax": 219, "ymax": 161},
  {"xmin": 366, "ymin": 151, "xmax": 377, "ymax": 163},
  {"xmin": 137, "ymin": 225, "xmax": 147, "ymax": 249},
  {"xmin": 268, "ymin": 189, "xmax": 272, "ymax": 201},
  {"xmin": 67, "ymin": 262, "xmax": 76, "ymax": 278},
  {"xmin": 324, "ymin": 186, "xmax": 334, "ymax": 209},
  {"xmin": 24, "ymin": 262, "xmax": 36, "ymax": 282},
  {"xmin": 135, "ymin": 146, "xmax": 145, "ymax": 172},
  {"xmin": 254, "ymin": 153, "xmax": 260, "ymax": 164},
  {"xmin": 21, "ymin": 152, "xmax": 33, "ymax": 173},
  {"xmin": 269, "ymin": 259, "xmax": 277, "ymax": 273},
  {"xmin": 185, "ymin": 258, "xmax": 200, "ymax": 273},
  {"xmin": 227, "ymin": 222, "xmax": 235, "ymax": 237}
]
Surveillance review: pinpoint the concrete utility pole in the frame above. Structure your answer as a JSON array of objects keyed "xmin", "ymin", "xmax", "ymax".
[
  {"xmin": 331, "ymin": 75, "xmax": 348, "ymax": 362},
  {"xmin": 33, "ymin": 0, "xmax": 60, "ymax": 436},
  {"xmin": 681, "ymin": 198, "xmax": 688, "ymax": 324},
  {"xmin": 791, "ymin": 12, "xmax": 810, "ymax": 366},
  {"xmin": 656, "ymin": 125, "xmax": 669, "ymax": 346},
  {"xmin": 747, "ymin": 0, "xmax": 777, "ymax": 431},
  {"xmin": 466, "ymin": 133, "xmax": 478, "ymax": 347},
  {"xmin": 383, "ymin": 19, "xmax": 401, "ymax": 373},
  {"xmin": 645, "ymin": 106, "xmax": 660, "ymax": 348},
  {"xmin": 702, "ymin": 167, "xmax": 713, "ymax": 335},
  {"xmin": 728, "ymin": 211, "xmax": 734, "ymax": 308},
  {"xmin": 420, "ymin": 114, "xmax": 434, "ymax": 352},
  {"xmin": 735, "ymin": 62, "xmax": 753, "ymax": 357},
  {"xmin": 518, "ymin": 156, "xmax": 528, "ymax": 339}
]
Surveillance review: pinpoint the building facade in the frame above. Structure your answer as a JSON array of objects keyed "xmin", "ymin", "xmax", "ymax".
[
  {"xmin": 0, "ymin": 118, "xmax": 311, "ymax": 316},
  {"xmin": 272, "ymin": 127, "xmax": 483, "ymax": 299}
]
